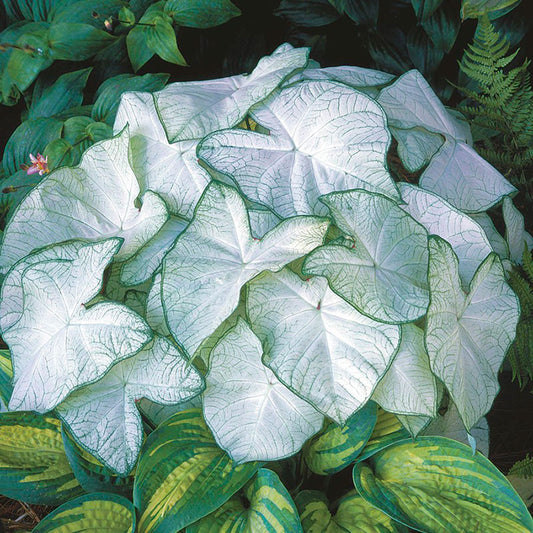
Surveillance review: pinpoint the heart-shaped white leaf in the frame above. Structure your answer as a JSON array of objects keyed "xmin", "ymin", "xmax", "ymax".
[
  {"xmin": 114, "ymin": 91, "xmax": 211, "ymax": 219},
  {"xmin": 198, "ymin": 80, "xmax": 398, "ymax": 218},
  {"xmin": 0, "ymin": 129, "xmax": 168, "ymax": 274},
  {"xmin": 203, "ymin": 318, "xmax": 324, "ymax": 463},
  {"xmin": 425, "ymin": 236, "xmax": 519, "ymax": 430},
  {"xmin": 154, "ymin": 43, "xmax": 310, "ymax": 142},
  {"xmin": 393, "ymin": 126, "xmax": 443, "ymax": 173},
  {"xmin": 470, "ymin": 213, "xmax": 509, "ymax": 260},
  {"xmin": 247, "ymin": 269, "xmax": 400, "ymax": 423},
  {"xmin": 162, "ymin": 182, "xmax": 329, "ymax": 355},
  {"xmin": 57, "ymin": 335, "xmax": 204, "ymax": 475},
  {"xmin": 399, "ymin": 183, "xmax": 492, "ymax": 285},
  {"xmin": 304, "ymin": 189, "xmax": 429, "ymax": 323},
  {"xmin": 3, "ymin": 240, "xmax": 153, "ymax": 413},
  {"xmin": 419, "ymin": 140, "xmax": 516, "ymax": 212},
  {"xmin": 145, "ymin": 272, "xmax": 169, "ymax": 337},
  {"xmin": 503, "ymin": 197, "xmax": 533, "ymax": 265}
]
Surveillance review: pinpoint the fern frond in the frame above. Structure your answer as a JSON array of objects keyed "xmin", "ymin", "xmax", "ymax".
[{"xmin": 509, "ymin": 455, "xmax": 533, "ymax": 478}]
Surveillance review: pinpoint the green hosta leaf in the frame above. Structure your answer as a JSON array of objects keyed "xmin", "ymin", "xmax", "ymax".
[
  {"xmin": 304, "ymin": 401, "xmax": 377, "ymax": 475},
  {"xmin": 329, "ymin": 0, "xmax": 379, "ymax": 25},
  {"xmin": 33, "ymin": 492, "xmax": 136, "ymax": 533},
  {"xmin": 199, "ymin": 80, "xmax": 398, "ymax": 218},
  {"xmin": 372, "ymin": 324, "xmax": 437, "ymax": 419},
  {"xmin": 274, "ymin": 0, "xmax": 341, "ymax": 27},
  {"xmin": 57, "ymin": 336, "xmax": 204, "ymax": 476},
  {"xmin": 426, "ymin": 237, "xmax": 519, "ymax": 430},
  {"xmin": 0, "ymin": 412, "xmax": 83, "ymax": 505},
  {"xmin": 188, "ymin": 468, "xmax": 301, "ymax": 532},
  {"xmin": 154, "ymin": 42, "xmax": 310, "ymax": 142},
  {"xmin": 406, "ymin": 26, "xmax": 445, "ymax": 75},
  {"xmin": 411, "ymin": 0, "xmax": 443, "ymax": 21},
  {"xmin": 353, "ymin": 437, "xmax": 533, "ymax": 533},
  {"xmin": 2, "ymin": 239, "xmax": 152, "ymax": 412},
  {"xmin": 421, "ymin": 2, "xmax": 460, "ymax": 53},
  {"xmin": 0, "ymin": 350, "xmax": 13, "ymax": 406},
  {"xmin": 49, "ymin": 22, "xmax": 116, "ymax": 61},
  {"xmin": 248, "ymin": 268, "xmax": 400, "ymax": 422},
  {"xmin": 203, "ymin": 319, "xmax": 323, "ymax": 463},
  {"xmin": 114, "ymin": 91, "xmax": 211, "ymax": 219},
  {"xmin": 419, "ymin": 140, "xmax": 516, "ymax": 213},
  {"xmin": 165, "ymin": 0, "xmax": 241, "ymax": 28},
  {"xmin": 162, "ymin": 181, "xmax": 328, "ymax": 355},
  {"xmin": 461, "ymin": 0, "xmax": 521, "ymax": 19},
  {"xmin": 134, "ymin": 408, "xmax": 261, "ymax": 533},
  {"xmin": 126, "ymin": 24, "xmax": 155, "ymax": 72},
  {"xmin": 399, "ymin": 183, "xmax": 492, "ymax": 285},
  {"xmin": 0, "ymin": 129, "xmax": 169, "ymax": 273},
  {"xmin": 304, "ymin": 189, "xmax": 429, "ymax": 323}
]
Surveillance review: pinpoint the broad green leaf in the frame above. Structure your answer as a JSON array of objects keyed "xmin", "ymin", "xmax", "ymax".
[
  {"xmin": 503, "ymin": 197, "xmax": 532, "ymax": 265},
  {"xmin": 2, "ymin": 239, "xmax": 153, "ymax": 412},
  {"xmin": 329, "ymin": 0, "xmax": 379, "ymax": 25},
  {"xmin": 0, "ymin": 129, "xmax": 169, "ymax": 273},
  {"xmin": 406, "ymin": 26, "xmax": 445, "ymax": 75},
  {"xmin": 114, "ymin": 91, "xmax": 211, "ymax": 218},
  {"xmin": 188, "ymin": 468, "xmax": 302, "ymax": 532},
  {"xmin": 51, "ymin": 0, "xmax": 124, "ymax": 27},
  {"xmin": 203, "ymin": 319, "xmax": 323, "ymax": 463},
  {"xmin": 0, "ymin": 350, "xmax": 13, "ymax": 406},
  {"xmin": 57, "ymin": 336, "xmax": 204, "ymax": 475},
  {"xmin": 49, "ymin": 22, "xmax": 116, "ymax": 61},
  {"xmin": 392, "ymin": 126, "xmax": 443, "ymax": 173},
  {"xmin": 0, "ymin": 412, "xmax": 83, "ymax": 505},
  {"xmin": 353, "ymin": 436, "xmax": 533, "ymax": 533},
  {"xmin": 126, "ymin": 25, "xmax": 155, "ymax": 72},
  {"xmin": 372, "ymin": 324, "xmax": 437, "ymax": 419},
  {"xmin": 134, "ymin": 408, "xmax": 261, "ymax": 533},
  {"xmin": 411, "ymin": 0, "xmax": 443, "ymax": 21},
  {"xmin": 33, "ymin": 492, "xmax": 136, "ymax": 533},
  {"xmin": 145, "ymin": 11, "xmax": 187, "ymax": 67},
  {"xmin": 419, "ymin": 140, "xmax": 516, "ymax": 212},
  {"xmin": 399, "ymin": 183, "xmax": 492, "ymax": 285},
  {"xmin": 162, "ymin": 181, "xmax": 328, "ymax": 355},
  {"xmin": 248, "ymin": 268, "xmax": 400, "ymax": 422},
  {"xmin": 304, "ymin": 189, "xmax": 429, "ymax": 323},
  {"xmin": 274, "ymin": 0, "xmax": 341, "ymax": 27},
  {"xmin": 425, "ymin": 237, "xmax": 519, "ymax": 430},
  {"xmin": 461, "ymin": 0, "xmax": 521, "ymax": 19},
  {"xmin": 165, "ymin": 0, "xmax": 241, "ymax": 28},
  {"xmin": 421, "ymin": 2, "xmax": 461, "ymax": 53},
  {"xmin": 199, "ymin": 80, "xmax": 398, "ymax": 218},
  {"xmin": 304, "ymin": 401, "xmax": 377, "ymax": 475},
  {"xmin": 154, "ymin": 42, "xmax": 310, "ymax": 142}
]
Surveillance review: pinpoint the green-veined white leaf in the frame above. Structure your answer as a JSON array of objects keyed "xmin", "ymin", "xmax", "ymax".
[
  {"xmin": 154, "ymin": 42, "xmax": 310, "ymax": 142},
  {"xmin": 0, "ymin": 129, "xmax": 169, "ymax": 273},
  {"xmin": 199, "ymin": 80, "xmax": 398, "ymax": 218},
  {"xmin": 162, "ymin": 181, "xmax": 329, "ymax": 355},
  {"xmin": 392, "ymin": 126, "xmax": 444, "ymax": 173},
  {"xmin": 425, "ymin": 237, "xmax": 519, "ymax": 430},
  {"xmin": 145, "ymin": 272, "xmax": 169, "ymax": 336},
  {"xmin": 395, "ymin": 413, "xmax": 433, "ymax": 438},
  {"xmin": 304, "ymin": 189, "xmax": 429, "ymax": 323},
  {"xmin": 138, "ymin": 395, "xmax": 202, "ymax": 428},
  {"xmin": 503, "ymin": 197, "xmax": 533, "ymax": 265},
  {"xmin": 470, "ymin": 212, "xmax": 509, "ymax": 259},
  {"xmin": 204, "ymin": 319, "xmax": 323, "ymax": 463},
  {"xmin": 248, "ymin": 268, "xmax": 400, "ymax": 422}
]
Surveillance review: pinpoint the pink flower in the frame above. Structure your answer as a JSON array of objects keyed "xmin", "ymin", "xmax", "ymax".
[{"xmin": 23, "ymin": 153, "xmax": 49, "ymax": 176}]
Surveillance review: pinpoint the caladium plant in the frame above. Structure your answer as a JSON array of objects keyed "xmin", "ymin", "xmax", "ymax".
[{"xmin": 0, "ymin": 42, "xmax": 531, "ymax": 532}]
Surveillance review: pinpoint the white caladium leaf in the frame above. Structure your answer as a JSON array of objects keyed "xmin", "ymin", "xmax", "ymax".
[
  {"xmin": 248, "ymin": 207, "xmax": 281, "ymax": 239},
  {"xmin": 154, "ymin": 43, "xmax": 310, "ymax": 142},
  {"xmin": 0, "ymin": 130, "xmax": 168, "ymax": 274},
  {"xmin": 203, "ymin": 318, "xmax": 324, "ymax": 463},
  {"xmin": 120, "ymin": 216, "xmax": 188, "ymax": 286},
  {"xmin": 425, "ymin": 237, "xmax": 520, "ymax": 431},
  {"xmin": 114, "ymin": 91, "xmax": 211, "ymax": 219},
  {"xmin": 470, "ymin": 213, "xmax": 509, "ymax": 260},
  {"xmin": 393, "ymin": 126, "xmax": 444, "ymax": 173},
  {"xmin": 399, "ymin": 183, "xmax": 492, "ymax": 285},
  {"xmin": 419, "ymin": 140, "xmax": 516, "ymax": 212},
  {"xmin": 198, "ymin": 80, "xmax": 398, "ymax": 218},
  {"xmin": 145, "ymin": 272, "xmax": 169, "ymax": 337},
  {"xmin": 162, "ymin": 182, "xmax": 329, "ymax": 355},
  {"xmin": 57, "ymin": 336, "xmax": 204, "ymax": 475},
  {"xmin": 247, "ymin": 269, "xmax": 400, "ymax": 423},
  {"xmin": 138, "ymin": 395, "xmax": 202, "ymax": 428},
  {"xmin": 4, "ymin": 239, "xmax": 153, "ymax": 413},
  {"xmin": 372, "ymin": 324, "xmax": 437, "ymax": 418},
  {"xmin": 303, "ymin": 190, "xmax": 429, "ymax": 323},
  {"xmin": 396, "ymin": 414, "xmax": 433, "ymax": 438},
  {"xmin": 503, "ymin": 197, "xmax": 533, "ymax": 265}
]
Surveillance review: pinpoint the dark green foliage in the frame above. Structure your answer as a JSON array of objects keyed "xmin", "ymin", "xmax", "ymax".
[{"xmin": 508, "ymin": 454, "xmax": 533, "ymax": 478}]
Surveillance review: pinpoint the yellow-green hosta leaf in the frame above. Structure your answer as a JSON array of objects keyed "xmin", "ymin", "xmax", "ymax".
[
  {"xmin": 134, "ymin": 408, "xmax": 261, "ymax": 533},
  {"xmin": 0, "ymin": 350, "xmax": 13, "ymax": 406},
  {"xmin": 33, "ymin": 492, "xmax": 135, "ymax": 533},
  {"xmin": 187, "ymin": 468, "xmax": 302, "ymax": 532},
  {"xmin": 0, "ymin": 412, "xmax": 83, "ymax": 505},
  {"xmin": 304, "ymin": 401, "xmax": 377, "ymax": 475},
  {"xmin": 353, "ymin": 436, "xmax": 533, "ymax": 533},
  {"xmin": 461, "ymin": 0, "xmax": 521, "ymax": 19}
]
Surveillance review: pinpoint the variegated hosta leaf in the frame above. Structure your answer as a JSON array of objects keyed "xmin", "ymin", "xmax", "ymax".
[
  {"xmin": 392, "ymin": 126, "xmax": 443, "ymax": 173},
  {"xmin": 188, "ymin": 468, "xmax": 302, "ymax": 532},
  {"xmin": 426, "ymin": 237, "xmax": 519, "ymax": 430},
  {"xmin": 114, "ymin": 91, "xmax": 211, "ymax": 219},
  {"xmin": 503, "ymin": 197, "xmax": 533, "ymax": 265},
  {"xmin": 304, "ymin": 189, "xmax": 429, "ymax": 323},
  {"xmin": 248, "ymin": 269, "xmax": 400, "ymax": 423},
  {"xmin": 4, "ymin": 239, "xmax": 153, "ymax": 413},
  {"xmin": 162, "ymin": 181, "xmax": 329, "ymax": 355},
  {"xmin": 353, "ymin": 437, "xmax": 533, "ymax": 533},
  {"xmin": 203, "ymin": 319, "xmax": 323, "ymax": 463},
  {"xmin": 56, "ymin": 336, "xmax": 204, "ymax": 476},
  {"xmin": 0, "ymin": 129, "xmax": 168, "ymax": 273},
  {"xmin": 399, "ymin": 183, "xmax": 492, "ymax": 285},
  {"xmin": 138, "ymin": 395, "xmax": 202, "ymax": 428},
  {"xmin": 419, "ymin": 140, "xmax": 516, "ymax": 213},
  {"xmin": 198, "ymin": 80, "xmax": 398, "ymax": 218},
  {"xmin": 154, "ymin": 42, "xmax": 310, "ymax": 142},
  {"xmin": 372, "ymin": 324, "xmax": 437, "ymax": 419},
  {"xmin": 0, "ymin": 350, "xmax": 13, "ymax": 407}
]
